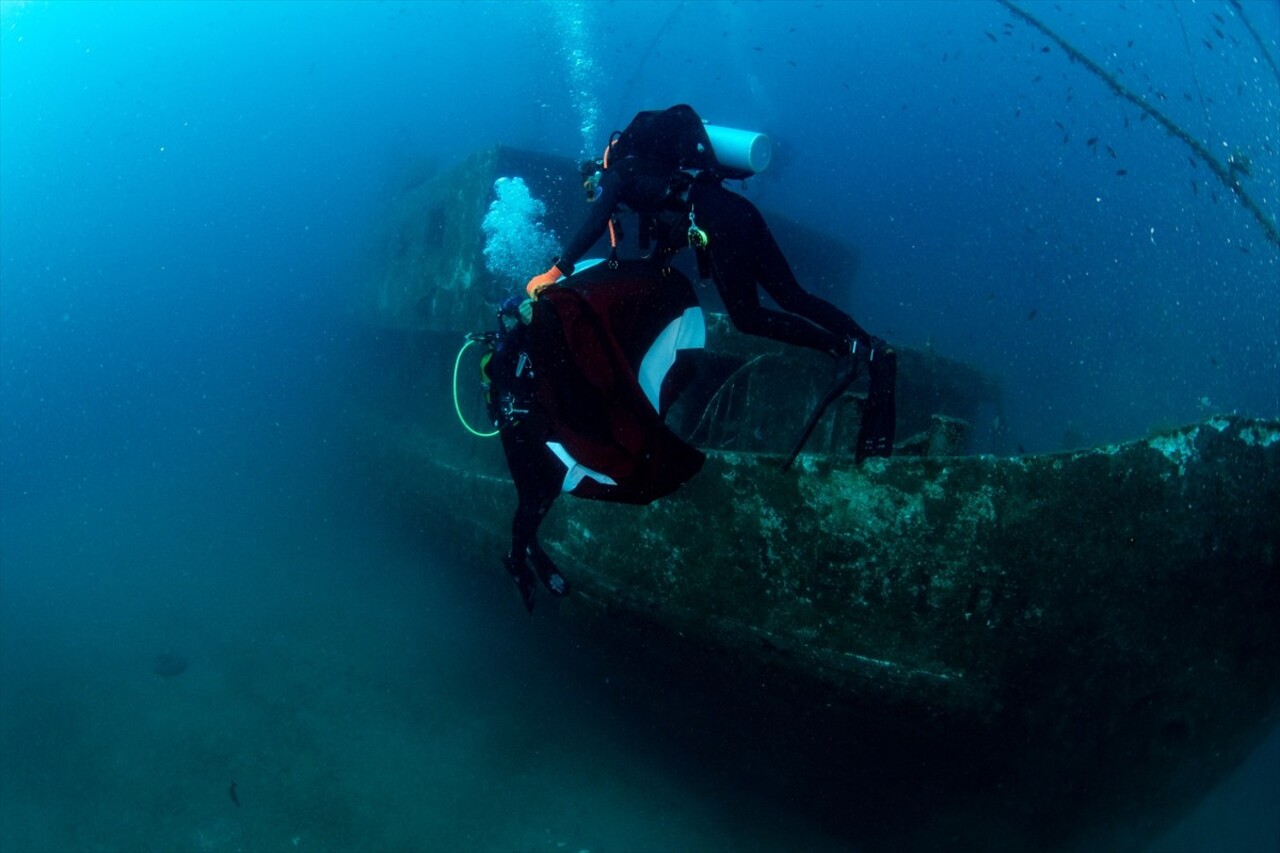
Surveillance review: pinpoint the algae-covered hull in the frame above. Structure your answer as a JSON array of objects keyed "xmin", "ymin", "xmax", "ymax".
[{"xmin": 368, "ymin": 404, "xmax": 1280, "ymax": 850}]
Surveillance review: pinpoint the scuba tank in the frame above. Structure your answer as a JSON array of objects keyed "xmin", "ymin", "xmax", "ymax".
[
  {"xmin": 702, "ymin": 123, "xmax": 772, "ymax": 176},
  {"xmin": 605, "ymin": 105, "xmax": 772, "ymax": 179}
]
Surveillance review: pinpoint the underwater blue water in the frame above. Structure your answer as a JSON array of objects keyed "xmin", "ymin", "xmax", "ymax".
[{"xmin": 1, "ymin": 1, "xmax": 1278, "ymax": 851}]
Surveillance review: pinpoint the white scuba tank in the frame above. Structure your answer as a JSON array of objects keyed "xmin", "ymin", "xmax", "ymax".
[{"xmin": 703, "ymin": 123, "xmax": 772, "ymax": 175}]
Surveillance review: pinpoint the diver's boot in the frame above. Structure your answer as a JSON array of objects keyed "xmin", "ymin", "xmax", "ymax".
[
  {"xmin": 527, "ymin": 544, "xmax": 570, "ymax": 598},
  {"xmin": 502, "ymin": 551, "xmax": 537, "ymax": 613}
]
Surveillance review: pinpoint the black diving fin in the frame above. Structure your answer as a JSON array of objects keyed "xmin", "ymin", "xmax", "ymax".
[
  {"xmin": 503, "ymin": 552, "xmax": 537, "ymax": 613},
  {"xmin": 854, "ymin": 347, "xmax": 897, "ymax": 463},
  {"xmin": 527, "ymin": 543, "xmax": 570, "ymax": 597}
]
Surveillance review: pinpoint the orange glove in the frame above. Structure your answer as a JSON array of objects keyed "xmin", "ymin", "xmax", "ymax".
[{"xmin": 525, "ymin": 264, "xmax": 565, "ymax": 298}]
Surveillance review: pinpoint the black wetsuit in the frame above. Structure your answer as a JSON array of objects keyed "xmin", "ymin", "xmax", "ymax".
[
  {"xmin": 485, "ymin": 326, "xmax": 560, "ymax": 578},
  {"xmin": 558, "ymin": 165, "xmax": 872, "ymax": 358},
  {"xmin": 484, "ymin": 273, "xmax": 706, "ymax": 611},
  {"xmin": 555, "ymin": 128, "xmax": 895, "ymax": 463}
]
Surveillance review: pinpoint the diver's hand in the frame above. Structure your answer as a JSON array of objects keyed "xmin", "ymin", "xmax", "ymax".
[
  {"xmin": 518, "ymin": 298, "xmax": 535, "ymax": 325},
  {"xmin": 525, "ymin": 263, "xmax": 565, "ymax": 298}
]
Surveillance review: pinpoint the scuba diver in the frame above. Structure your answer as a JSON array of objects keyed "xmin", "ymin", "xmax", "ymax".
[
  {"xmin": 526, "ymin": 104, "xmax": 896, "ymax": 463},
  {"xmin": 482, "ymin": 261, "xmax": 705, "ymax": 612}
]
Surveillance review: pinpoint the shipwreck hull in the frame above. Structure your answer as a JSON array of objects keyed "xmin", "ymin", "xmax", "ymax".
[
  {"xmin": 367, "ymin": 406, "xmax": 1280, "ymax": 850},
  {"xmin": 357, "ymin": 147, "xmax": 1279, "ymax": 848}
]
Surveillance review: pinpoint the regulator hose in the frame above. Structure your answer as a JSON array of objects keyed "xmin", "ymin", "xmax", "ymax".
[{"xmin": 452, "ymin": 338, "xmax": 499, "ymax": 438}]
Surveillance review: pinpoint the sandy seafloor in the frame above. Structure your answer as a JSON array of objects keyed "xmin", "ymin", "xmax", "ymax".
[{"xmin": 0, "ymin": 428, "xmax": 852, "ymax": 852}]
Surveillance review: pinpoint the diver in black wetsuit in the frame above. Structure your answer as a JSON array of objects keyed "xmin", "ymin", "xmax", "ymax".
[
  {"xmin": 484, "ymin": 297, "xmax": 571, "ymax": 612},
  {"xmin": 484, "ymin": 272, "xmax": 706, "ymax": 613},
  {"xmin": 526, "ymin": 105, "xmax": 896, "ymax": 462}
]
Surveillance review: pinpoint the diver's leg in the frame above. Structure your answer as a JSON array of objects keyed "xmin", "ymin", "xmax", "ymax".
[
  {"xmin": 736, "ymin": 202, "xmax": 872, "ymax": 346},
  {"xmin": 515, "ymin": 441, "xmax": 569, "ymax": 597},
  {"xmin": 697, "ymin": 183, "xmax": 873, "ymax": 348},
  {"xmin": 712, "ymin": 256, "xmax": 846, "ymax": 355},
  {"xmin": 501, "ymin": 428, "xmax": 559, "ymax": 612},
  {"xmin": 694, "ymin": 185, "xmax": 844, "ymax": 355}
]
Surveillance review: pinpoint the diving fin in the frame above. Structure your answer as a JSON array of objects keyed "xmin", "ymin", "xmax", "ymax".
[
  {"xmin": 782, "ymin": 353, "xmax": 862, "ymax": 471},
  {"xmin": 503, "ymin": 552, "xmax": 537, "ymax": 613},
  {"xmin": 854, "ymin": 347, "xmax": 897, "ymax": 463},
  {"xmin": 527, "ymin": 544, "xmax": 570, "ymax": 597}
]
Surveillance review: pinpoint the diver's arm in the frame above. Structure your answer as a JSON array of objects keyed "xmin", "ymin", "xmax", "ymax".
[
  {"xmin": 526, "ymin": 172, "xmax": 623, "ymax": 297},
  {"xmin": 558, "ymin": 170, "xmax": 622, "ymax": 269}
]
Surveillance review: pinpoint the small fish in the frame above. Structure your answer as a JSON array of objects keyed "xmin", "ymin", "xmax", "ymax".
[
  {"xmin": 1211, "ymin": 191, "xmax": 1219, "ymax": 204},
  {"xmin": 1116, "ymin": 169, "xmax": 1127, "ymax": 176},
  {"xmin": 1086, "ymin": 137, "xmax": 1098, "ymax": 146},
  {"xmin": 1127, "ymin": 39, "xmax": 1134, "ymax": 48},
  {"xmin": 788, "ymin": 60, "xmax": 797, "ymax": 67},
  {"xmin": 1123, "ymin": 115, "xmax": 1130, "ymax": 128},
  {"xmin": 1190, "ymin": 179, "xmax": 1198, "ymax": 196},
  {"xmin": 1032, "ymin": 75, "xmax": 1042, "ymax": 83},
  {"xmin": 985, "ymin": 31, "xmax": 998, "ymax": 43},
  {"xmin": 1188, "ymin": 156, "xmax": 1197, "ymax": 169},
  {"xmin": 1106, "ymin": 144, "xmax": 1117, "ymax": 158},
  {"xmin": 229, "ymin": 782, "xmax": 240, "ymax": 807},
  {"xmin": 1213, "ymin": 12, "xmax": 1225, "ymax": 24},
  {"xmin": 1202, "ymin": 39, "xmax": 1213, "ymax": 50},
  {"xmin": 1054, "ymin": 120, "xmax": 1066, "ymax": 132},
  {"xmin": 1214, "ymin": 27, "xmax": 1225, "ymax": 39},
  {"xmin": 753, "ymin": 45, "xmax": 763, "ymax": 52},
  {"xmin": 1041, "ymin": 46, "xmax": 1050, "ymax": 53},
  {"xmin": 1183, "ymin": 92, "xmax": 1193, "ymax": 101},
  {"xmin": 1027, "ymin": 309, "xmax": 1038, "ymax": 321}
]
